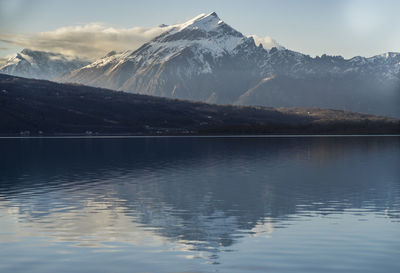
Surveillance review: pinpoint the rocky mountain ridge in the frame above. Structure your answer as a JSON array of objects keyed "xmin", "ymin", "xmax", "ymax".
[
  {"xmin": 0, "ymin": 49, "xmax": 89, "ymax": 80},
  {"xmin": 1, "ymin": 12, "xmax": 399, "ymax": 117}
]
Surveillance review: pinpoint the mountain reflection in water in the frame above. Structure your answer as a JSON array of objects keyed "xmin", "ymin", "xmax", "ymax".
[{"xmin": 0, "ymin": 136, "xmax": 399, "ymax": 272}]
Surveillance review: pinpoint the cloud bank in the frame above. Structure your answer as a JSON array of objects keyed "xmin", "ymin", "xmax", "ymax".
[{"xmin": 0, "ymin": 23, "xmax": 172, "ymax": 60}]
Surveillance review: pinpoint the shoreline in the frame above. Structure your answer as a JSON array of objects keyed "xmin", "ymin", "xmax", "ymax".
[{"xmin": 1, "ymin": 134, "xmax": 399, "ymax": 139}]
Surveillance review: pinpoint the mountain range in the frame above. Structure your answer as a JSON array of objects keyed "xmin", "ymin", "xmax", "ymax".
[
  {"xmin": 1, "ymin": 12, "xmax": 399, "ymax": 117},
  {"xmin": 0, "ymin": 49, "xmax": 89, "ymax": 80}
]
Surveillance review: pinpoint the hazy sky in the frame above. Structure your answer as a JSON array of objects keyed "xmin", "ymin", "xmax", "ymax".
[{"xmin": 0, "ymin": 0, "xmax": 399, "ymax": 62}]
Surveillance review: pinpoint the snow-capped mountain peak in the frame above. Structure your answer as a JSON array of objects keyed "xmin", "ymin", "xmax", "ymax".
[
  {"xmin": 173, "ymin": 12, "xmax": 230, "ymax": 32},
  {"xmin": 151, "ymin": 12, "xmax": 245, "ymax": 42},
  {"xmin": 0, "ymin": 49, "xmax": 89, "ymax": 80},
  {"xmin": 81, "ymin": 13, "xmax": 254, "ymax": 72},
  {"xmin": 173, "ymin": 12, "xmax": 223, "ymax": 32}
]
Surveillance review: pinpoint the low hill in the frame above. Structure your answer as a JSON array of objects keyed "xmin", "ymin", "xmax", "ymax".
[{"xmin": 0, "ymin": 74, "xmax": 398, "ymax": 135}]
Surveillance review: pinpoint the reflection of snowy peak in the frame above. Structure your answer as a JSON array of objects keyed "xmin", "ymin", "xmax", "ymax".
[{"xmin": 0, "ymin": 49, "xmax": 89, "ymax": 80}]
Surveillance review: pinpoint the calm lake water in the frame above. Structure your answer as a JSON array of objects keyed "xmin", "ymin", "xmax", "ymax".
[{"xmin": 0, "ymin": 136, "xmax": 399, "ymax": 273}]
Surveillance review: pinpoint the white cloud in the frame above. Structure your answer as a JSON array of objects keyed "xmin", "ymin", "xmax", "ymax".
[
  {"xmin": 0, "ymin": 56, "xmax": 8, "ymax": 66},
  {"xmin": 0, "ymin": 53, "xmax": 15, "ymax": 66},
  {"xmin": 0, "ymin": 23, "xmax": 172, "ymax": 60},
  {"xmin": 249, "ymin": 35, "xmax": 284, "ymax": 50}
]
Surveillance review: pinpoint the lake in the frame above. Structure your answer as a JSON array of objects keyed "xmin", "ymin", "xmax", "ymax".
[{"xmin": 0, "ymin": 136, "xmax": 399, "ymax": 273}]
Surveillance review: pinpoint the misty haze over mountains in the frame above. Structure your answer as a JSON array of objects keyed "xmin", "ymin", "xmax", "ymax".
[{"xmin": 1, "ymin": 12, "xmax": 399, "ymax": 117}]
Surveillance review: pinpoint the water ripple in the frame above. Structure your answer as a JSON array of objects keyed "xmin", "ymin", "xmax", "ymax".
[{"xmin": 0, "ymin": 136, "xmax": 399, "ymax": 273}]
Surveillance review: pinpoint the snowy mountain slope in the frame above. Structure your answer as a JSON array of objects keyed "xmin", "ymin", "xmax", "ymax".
[
  {"xmin": 62, "ymin": 12, "xmax": 273, "ymax": 102},
  {"xmin": 60, "ymin": 12, "xmax": 400, "ymax": 117},
  {"xmin": 0, "ymin": 49, "xmax": 89, "ymax": 80}
]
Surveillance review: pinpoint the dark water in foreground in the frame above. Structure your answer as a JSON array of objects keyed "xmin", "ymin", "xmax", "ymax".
[{"xmin": 0, "ymin": 136, "xmax": 399, "ymax": 273}]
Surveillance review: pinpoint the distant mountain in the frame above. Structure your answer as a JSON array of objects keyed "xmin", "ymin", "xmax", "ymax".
[
  {"xmin": 0, "ymin": 74, "xmax": 398, "ymax": 135},
  {"xmin": 0, "ymin": 49, "xmax": 89, "ymax": 80},
  {"xmin": 1, "ymin": 13, "xmax": 398, "ymax": 117},
  {"xmin": 60, "ymin": 12, "xmax": 400, "ymax": 117},
  {"xmin": 61, "ymin": 12, "xmax": 270, "ymax": 104},
  {"xmin": 61, "ymin": 13, "xmax": 275, "ymax": 102}
]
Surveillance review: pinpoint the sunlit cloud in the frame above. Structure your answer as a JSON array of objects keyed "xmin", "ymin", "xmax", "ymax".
[
  {"xmin": 0, "ymin": 52, "xmax": 15, "ymax": 66},
  {"xmin": 0, "ymin": 23, "xmax": 173, "ymax": 60},
  {"xmin": 0, "ymin": 56, "xmax": 9, "ymax": 66}
]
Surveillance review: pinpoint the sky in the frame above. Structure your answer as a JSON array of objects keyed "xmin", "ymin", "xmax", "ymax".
[{"xmin": 0, "ymin": 0, "xmax": 399, "ymax": 63}]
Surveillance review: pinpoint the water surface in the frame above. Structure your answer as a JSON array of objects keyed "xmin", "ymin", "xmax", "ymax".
[{"xmin": 0, "ymin": 136, "xmax": 399, "ymax": 273}]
